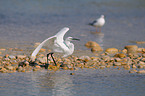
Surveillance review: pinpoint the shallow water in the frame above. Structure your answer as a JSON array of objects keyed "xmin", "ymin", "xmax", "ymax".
[
  {"xmin": 0, "ymin": 69, "xmax": 145, "ymax": 96},
  {"xmin": 0, "ymin": 0, "xmax": 145, "ymax": 51}
]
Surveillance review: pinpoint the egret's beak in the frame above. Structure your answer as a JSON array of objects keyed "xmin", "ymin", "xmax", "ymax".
[{"xmin": 72, "ymin": 38, "xmax": 80, "ymax": 41}]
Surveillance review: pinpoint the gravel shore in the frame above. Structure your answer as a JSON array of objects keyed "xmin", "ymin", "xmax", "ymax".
[{"xmin": 1, "ymin": 43, "xmax": 145, "ymax": 74}]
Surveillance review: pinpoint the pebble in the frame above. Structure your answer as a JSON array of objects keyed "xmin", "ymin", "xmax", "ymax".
[
  {"xmin": 1, "ymin": 44, "xmax": 145, "ymax": 73},
  {"xmin": 137, "ymin": 70, "xmax": 145, "ymax": 74},
  {"xmin": 105, "ymin": 48, "xmax": 118, "ymax": 54},
  {"xmin": 114, "ymin": 62, "xmax": 121, "ymax": 66},
  {"xmin": 85, "ymin": 41, "xmax": 101, "ymax": 48},
  {"xmin": 16, "ymin": 55, "xmax": 26, "ymax": 59},
  {"xmin": 125, "ymin": 45, "xmax": 138, "ymax": 54}
]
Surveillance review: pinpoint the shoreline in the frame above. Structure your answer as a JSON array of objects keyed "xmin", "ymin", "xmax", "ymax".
[{"xmin": 1, "ymin": 43, "xmax": 145, "ymax": 74}]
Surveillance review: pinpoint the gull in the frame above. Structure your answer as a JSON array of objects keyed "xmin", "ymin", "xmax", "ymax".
[
  {"xmin": 89, "ymin": 15, "xmax": 105, "ymax": 33},
  {"xmin": 31, "ymin": 27, "xmax": 80, "ymax": 66}
]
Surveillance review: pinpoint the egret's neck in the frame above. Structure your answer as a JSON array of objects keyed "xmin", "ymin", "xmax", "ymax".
[{"xmin": 64, "ymin": 40, "xmax": 71, "ymax": 48}]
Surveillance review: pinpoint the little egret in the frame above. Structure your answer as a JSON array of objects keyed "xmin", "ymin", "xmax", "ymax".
[
  {"xmin": 31, "ymin": 27, "xmax": 80, "ymax": 66},
  {"xmin": 89, "ymin": 15, "xmax": 105, "ymax": 33}
]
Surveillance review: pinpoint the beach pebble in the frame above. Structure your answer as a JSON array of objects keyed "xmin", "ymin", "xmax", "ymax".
[
  {"xmin": 85, "ymin": 41, "xmax": 101, "ymax": 48},
  {"xmin": 125, "ymin": 45, "xmax": 138, "ymax": 54},
  {"xmin": 5, "ymin": 65, "xmax": 14, "ymax": 71},
  {"xmin": 137, "ymin": 70, "xmax": 145, "ymax": 74},
  {"xmin": 122, "ymin": 49, "xmax": 127, "ymax": 54},
  {"xmin": 105, "ymin": 48, "xmax": 118, "ymax": 54},
  {"xmin": 70, "ymin": 73, "xmax": 75, "ymax": 75},
  {"xmin": 8, "ymin": 55, "xmax": 16, "ymax": 59},
  {"xmin": 114, "ymin": 62, "xmax": 121, "ymax": 66},
  {"xmin": 0, "ymin": 67, "xmax": 8, "ymax": 73},
  {"xmin": 114, "ymin": 58, "xmax": 122, "ymax": 62},
  {"xmin": 129, "ymin": 69, "xmax": 137, "ymax": 73},
  {"xmin": 91, "ymin": 47, "xmax": 103, "ymax": 53},
  {"xmin": 114, "ymin": 53, "xmax": 126, "ymax": 58},
  {"xmin": 99, "ymin": 66, "xmax": 105, "ymax": 69},
  {"xmin": 37, "ymin": 58, "xmax": 46, "ymax": 64},
  {"xmin": 0, "ymin": 48, "xmax": 6, "ymax": 51},
  {"xmin": 39, "ymin": 48, "xmax": 46, "ymax": 52},
  {"xmin": 132, "ymin": 64, "xmax": 137, "ymax": 69},
  {"xmin": 16, "ymin": 55, "xmax": 26, "ymax": 59}
]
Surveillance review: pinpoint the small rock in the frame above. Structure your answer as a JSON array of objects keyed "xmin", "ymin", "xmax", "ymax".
[
  {"xmin": 114, "ymin": 58, "xmax": 122, "ymax": 62},
  {"xmin": 114, "ymin": 62, "xmax": 121, "ymax": 66},
  {"xmin": 39, "ymin": 48, "xmax": 46, "ymax": 52},
  {"xmin": 105, "ymin": 48, "xmax": 118, "ymax": 54},
  {"xmin": 5, "ymin": 65, "xmax": 14, "ymax": 71},
  {"xmin": 114, "ymin": 53, "xmax": 126, "ymax": 58},
  {"xmin": 125, "ymin": 45, "xmax": 138, "ymax": 54},
  {"xmin": 85, "ymin": 41, "xmax": 101, "ymax": 48},
  {"xmin": 0, "ymin": 67, "xmax": 8, "ymax": 73},
  {"xmin": 129, "ymin": 69, "xmax": 137, "ymax": 73},
  {"xmin": 37, "ymin": 58, "xmax": 46, "ymax": 64},
  {"xmin": 132, "ymin": 64, "xmax": 137, "ymax": 69},
  {"xmin": 16, "ymin": 55, "xmax": 26, "ymax": 59},
  {"xmin": 122, "ymin": 49, "xmax": 127, "ymax": 54},
  {"xmin": 99, "ymin": 66, "xmax": 105, "ymax": 69},
  {"xmin": 0, "ymin": 48, "xmax": 6, "ymax": 51},
  {"xmin": 137, "ymin": 70, "xmax": 145, "ymax": 74},
  {"xmin": 70, "ymin": 73, "xmax": 75, "ymax": 75},
  {"xmin": 8, "ymin": 55, "xmax": 16, "ymax": 59},
  {"xmin": 91, "ymin": 47, "xmax": 103, "ymax": 53}
]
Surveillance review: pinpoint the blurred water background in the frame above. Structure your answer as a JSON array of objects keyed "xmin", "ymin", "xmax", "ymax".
[
  {"xmin": 0, "ymin": 0, "xmax": 145, "ymax": 51},
  {"xmin": 0, "ymin": 0, "xmax": 145, "ymax": 96}
]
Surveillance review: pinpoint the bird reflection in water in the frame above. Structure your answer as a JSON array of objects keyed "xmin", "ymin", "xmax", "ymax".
[{"xmin": 31, "ymin": 71, "xmax": 74, "ymax": 96}]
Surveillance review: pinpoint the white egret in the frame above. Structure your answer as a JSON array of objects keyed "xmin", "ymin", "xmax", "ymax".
[
  {"xmin": 31, "ymin": 27, "xmax": 80, "ymax": 66},
  {"xmin": 89, "ymin": 15, "xmax": 105, "ymax": 33}
]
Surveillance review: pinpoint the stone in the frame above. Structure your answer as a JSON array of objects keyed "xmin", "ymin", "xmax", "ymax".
[
  {"xmin": 114, "ymin": 62, "xmax": 121, "ymax": 66},
  {"xmin": 114, "ymin": 58, "xmax": 122, "ymax": 62},
  {"xmin": 37, "ymin": 58, "xmax": 46, "ymax": 64},
  {"xmin": 129, "ymin": 69, "xmax": 137, "ymax": 73},
  {"xmin": 105, "ymin": 48, "xmax": 118, "ymax": 54},
  {"xmin": 0, "ymin": 48, "xmax": 6, "ymax": 51},
  {"xmin": 16, "ymin": 55, "xmax": 26, "ymax": 59},
  {"xmin": 8, "ymin": 55, "xmax": 16, "ymax": 59},
  {"xmin": 122, "ymin": 49, "xmax": 127, "ymax": 54},
  {"xmin": 99, "ymin": 66, "xmax": 105, "ymax": 69},
  {"xmin": 39, "ymin": 48, "xmax": 46, "ymax": 52},
  {"xmin": 91, "ymin": 47, "xmax": 103, "ymax": 53},
  {"xmin": 137, "ymin": 70, "xmax": 145, "ymax": 74},
  {"xmin": 114, "ymin": 53, "xmax": 126, "ymax": 58},
  {"xmin": 132, "ymin": 64, "xmax": 137, "ymax": 69},
  {"xmin": 85, "ymin": 41, "xmax": 101, "ymax": 48},
  {"xmin": 5, "ymin": 65, "xmax": 14, "ymax": 71},
  {"xmin": 138, "ymin": 48, "xmax": 144, "ymax": 52},
  {"xmin": 70, "ymin": 73, "xmax": 75, "ymax": 75},
  {"xmin": 125, "ymin": 45, "xmax": 138, "ymax": 54}
]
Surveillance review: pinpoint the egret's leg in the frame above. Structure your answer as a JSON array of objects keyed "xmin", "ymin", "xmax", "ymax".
[
  {"xmin": 47, "ymin": 53, "xmax": 50, "ymax": 64},
  {"xmin": 50, "ymin": 53, "xmax": 57, "ymax": 66}
]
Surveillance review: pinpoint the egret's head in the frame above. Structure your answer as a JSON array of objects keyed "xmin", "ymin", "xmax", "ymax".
[
  {"xmin": 101, "ymin": 15, "xmax": 104, "ymax": 18},
  {"xmin": 66, "ymin": 37, "xmax": 80, "ymax": 41}
]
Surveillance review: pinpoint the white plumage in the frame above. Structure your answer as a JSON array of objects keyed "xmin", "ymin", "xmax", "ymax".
[
  {"xmin": 31, "ymin": 27, "xmax": 79, "ymax": 59},
  {"xmin": 89, "ymin": 15, "xmax": 105, "ymax": 32}
]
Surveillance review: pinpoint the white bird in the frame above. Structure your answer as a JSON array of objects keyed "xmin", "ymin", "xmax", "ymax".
[
  {"xmin": 31, "ymin": 27, "xmax": 79, "ymax": 65},
  {"xmin": 89, "ymin": 15, "xmax": 105, "ymax": 33}
]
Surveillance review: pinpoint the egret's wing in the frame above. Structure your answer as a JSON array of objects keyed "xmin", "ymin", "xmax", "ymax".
[
  {"xmin": 31, "ymin": 36, "xmax": 56, "ymax": 57},
  {"xmin": 55, "ymin": 27, "xmax": 69, "ymax": 42}
]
